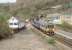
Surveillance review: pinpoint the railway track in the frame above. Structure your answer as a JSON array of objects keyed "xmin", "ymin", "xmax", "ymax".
[
  {"xmin": 33, "ymin": 25, "xmax": 72, "ymax": 48},
  {"xmin": 31, "ymin": 20, "xmax": 72, "ymax": 48},
  {"xmin": 53, "ymin": 34, "xmax": 72, "ymax": 48}
]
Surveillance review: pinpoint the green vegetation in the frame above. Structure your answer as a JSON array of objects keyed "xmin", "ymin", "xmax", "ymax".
[
  {"xmin": 10, "ymin": 7, "xmax": 34, "ymax": 20},
  {"xmin": 57, "ymin": 21, "xmax": 72, "ymax": 32},
  {"xmin": 0, "ymin": 12, "xmax": 12, "ymax": 39},
  {"xmin": 64, "ymin": 2, "xmax": 72, "ymax": 8},
  {"xmin": 47, "ymin": 37, "xmax": 56, "ymax": 45}
]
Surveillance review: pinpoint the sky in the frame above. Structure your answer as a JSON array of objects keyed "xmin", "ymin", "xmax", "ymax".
[{"xmin": 0, "ymin": 0, "xmax": 16, "ymax": 3}]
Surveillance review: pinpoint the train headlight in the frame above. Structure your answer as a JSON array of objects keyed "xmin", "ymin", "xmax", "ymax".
[
  {"xmin": 46, "ymin": 29, "xmax": 49, "ymax": 31},
  {"xmin": 53, "ymin": 29, "xmax": 54, "ymax": 31}
]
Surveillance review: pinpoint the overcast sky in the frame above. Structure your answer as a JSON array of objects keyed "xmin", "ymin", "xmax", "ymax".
[{"xmin": 0, "ymin": 0, "xmax": 16, "ymax": 3}]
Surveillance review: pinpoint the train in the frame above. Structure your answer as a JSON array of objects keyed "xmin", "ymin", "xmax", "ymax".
[
  {"xmin": 32, "ymin": 18, "xmax": 55, "ymax": 36},
  {"xmin": 8, "ymin": 16, "xmax": 26, "ymax": 33}
]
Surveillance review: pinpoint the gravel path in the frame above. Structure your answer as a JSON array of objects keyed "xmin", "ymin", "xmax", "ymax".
[{"xmin": 0, "ymin": 29, "xmax": 49, "ymax": 50}]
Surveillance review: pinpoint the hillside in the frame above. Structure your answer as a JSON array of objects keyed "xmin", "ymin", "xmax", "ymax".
[
  {"xmin": 14, "ymin": 0, "xmax": 72, "ymax": 16},
  {"xmin": 0, "ymin": 0, "xmax": 72, "ymax": 19}
]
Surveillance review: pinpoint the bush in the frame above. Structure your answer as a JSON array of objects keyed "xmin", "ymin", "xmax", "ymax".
[
  {"xmin": 63, "ymin": 22, "xmax": 72, "ymax": 29},
  {"xmin": 47, "ymin": 37, "xmax": 56, "ymax": 45},
  {"xmin": 0, "ymin": 16, "xmax": 12, "ymax": 39},
  {"xmin": 57, "ymin": 21, "xmax": 72, "ymax": 32}
]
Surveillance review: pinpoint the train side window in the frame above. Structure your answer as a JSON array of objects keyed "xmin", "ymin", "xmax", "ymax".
[
  {"xmin": 10, "ymin": 23, "xmax": 13, "ymax": 25},
  {"xmin": 48, "ymin": 25, "xmax": 50, "ymax": 28},
  {"xmin": 47, "ymin": 25, "xmax": 53, "ymax": 28},
  {"xmin": 45, "ymin": 26, "xmax": 47, "ymax": 28},
  {"xmin": 50, "ymin": 25, "xmax": 54, "ymax": 28},
  {"xmin": 14, "ymin": 23, "xmax": 18, "ymax": 25}
]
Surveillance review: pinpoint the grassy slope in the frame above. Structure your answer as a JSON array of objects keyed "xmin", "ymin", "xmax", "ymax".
[
  {"xmin": 57, "ymin": 22, "xmax": 72, "ymax": 33},
  {"xmin": 0, "ymin": 6, "xmax": 12, "ymax": 39}
]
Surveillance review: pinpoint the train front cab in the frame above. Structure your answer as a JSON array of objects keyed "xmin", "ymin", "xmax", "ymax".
[{"xmin": 46, "ymin": 24, "xmax": 55, "ymax": 36}]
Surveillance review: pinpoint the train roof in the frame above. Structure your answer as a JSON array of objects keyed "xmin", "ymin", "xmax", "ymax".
[{"xmin": 8, "ymin": 16, "xmax": 25, "ymax": 23}]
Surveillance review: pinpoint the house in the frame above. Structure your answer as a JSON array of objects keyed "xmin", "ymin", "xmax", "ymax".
[
  {"xmin": 46, "ymin": 13, "xmax": 62, "ymax": 24},
  {"xmin": 52, "ymin": 14, "xmax": 72, "ymax": 25},
  {"xmin": 46, "ymin": 13, "xmax": 72, "ymax": 25},
  {"xmin": 60, "ymin": 15, "xmax": 72, "ymax": 25}
]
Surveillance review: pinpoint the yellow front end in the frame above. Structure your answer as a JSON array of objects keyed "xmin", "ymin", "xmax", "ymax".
[{"xmin": 46, "ymin": 28, "xmax": 54, "ymax": 36}]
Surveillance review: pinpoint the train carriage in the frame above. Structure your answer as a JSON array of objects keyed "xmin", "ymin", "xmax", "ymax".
[
  {"xmin": 8, "ymin": 16, "xmax": 25, "ymax": 33},
  {"xmin": 32, "ymin": 18, "xmax": 55, "ymax": 36}
]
